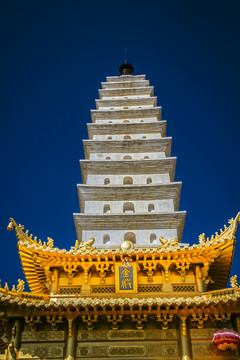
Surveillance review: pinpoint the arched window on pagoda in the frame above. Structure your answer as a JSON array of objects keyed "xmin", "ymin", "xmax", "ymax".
[
  {"xmin": 123, "ymin": 202, "xmax": 135, "ymax": 213},
  {"xmin": 124, "ymin": 232, "xmax": 136, "ymax": 243},
  {"xmin": 123, "ymin": 155, "xmax": 132, "ymax": 160},
  {"xmin": 104, "ymin": 178, "xmax": 110, "ymax": 185},
  {"xmin": 103, "ymin": 234, "xmax": 110, "ymax": 244},
  {"xmin": 123, "ymin": 177, "xmax": 133, "ymax": 185},
  {"xmin": 103, "ymin": 204, "xmax": 110, "ymax": 214},
  {"xmin": 148, "ymin": 204, "xmax": 155, "ymax": 212},
  {"xmin": 150, "ymin": 233, "xmax": 157, "ymax": 243}
]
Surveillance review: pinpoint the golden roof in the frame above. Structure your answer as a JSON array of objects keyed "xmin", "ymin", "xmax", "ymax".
[{"xmin": 6, "ymin": 212, "xmax": 240, "ymax": 295}]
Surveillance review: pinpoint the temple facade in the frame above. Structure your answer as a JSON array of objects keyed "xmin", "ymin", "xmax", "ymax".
[{"xmin": 0, "ymin": 63, "xmax": 240, "ymax": 360}]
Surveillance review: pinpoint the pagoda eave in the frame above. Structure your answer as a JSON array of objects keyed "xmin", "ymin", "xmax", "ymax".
[
  {"xmin": 73, "ymin": 211, "xmax": 186, "ymax": 241},
  {"xmin": 80, "ymin": 158, "xmax": 177, "ymax": 183},
  {"xmin": 87, "ymin": 121, "xmax": 167, "ymax": 138},
  {"xmin": 98, "ymin": 86, "xmax": 154, "ymax": 98},
  {"xmin": 91, "ymin": 107, "xmax": 162, "ymax": 122},
  {"xmin": 77, "ymin": 182, "xmax": 182, "ymax": 212},
  {"xmin": 106, "ymin": 75, "xmax": 146, "ymax": 82},
  {"xmin": 101, "ymin": 80, "xmax": 150, "ymax": 89},
  {"xmin": 95, "ymin": 97, "xmax": 157, "ymax": 109},
  {"xmin": 82, "ymin": 138, "xmax": 172, "ymax": 159}
]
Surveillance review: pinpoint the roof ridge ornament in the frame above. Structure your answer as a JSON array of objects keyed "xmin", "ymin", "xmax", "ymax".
[{"xmin": 198, "ymin": 212, "xmax": 240, "ymax": 245}]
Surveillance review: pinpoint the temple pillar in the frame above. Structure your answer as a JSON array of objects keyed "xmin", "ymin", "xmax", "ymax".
[
  {"xmin": 6, "ymin": 318, "xmax": 23, "ymax": 360},
  {"xmin": 195, "ymin": 265, "xmax": 205, "ymax": 292},
  {"xmin": 53, "ymin": 268, "xmax": 60, "ymax": 295},
  {"xmin": 179, "ymin": 316, "xmax": 192, "ymax": 360},
  {"xmin": 235, "ymin": 315, "xmax": 240, "ymax": 333},
  {"xmin": 65, "ymin": 317, "xmax": 77, "ymax": 360}
]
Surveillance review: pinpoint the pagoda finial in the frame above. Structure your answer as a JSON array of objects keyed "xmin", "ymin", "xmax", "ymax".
[{"xmin": 119, "ymin": 49, "xmax": 134, "ymax": 75}]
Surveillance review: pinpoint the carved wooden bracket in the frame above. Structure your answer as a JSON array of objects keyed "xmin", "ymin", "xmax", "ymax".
[
  {"xmin": 95, "ymin": 263, "xmax": 110, "ymax": 285},
  {"xmin": 24, "ymin": 316, "xmax": 42, "ymax": 331},
  {"xmin": 63, "ymin": 263, "xmax": 79, "ymax": 283},
  {"xmin": 191, "ymin": 312, "xmax": 208, "ymax": 329},
  {"xmin": 46, "ymin": 315, "xmax": 63, "ymax": 331},
  {"xmin": 131, "ymin": 314, "xmax": 147, "ymax": 330},
  {"xmin": 212, "ymin": 312, "xmax": 231, "ymax": 323},
  {"xmin": 157, "ymin": 313, "xmax": 173, "ymax": 329},
  {"xmin": 142, "ymin": 261, "xmax": 157, "ymax": 283},
  {"xmin": 107, "ymin": 314, "xmax": 123, "ymax": 330},
  {"xmin": 81, "ymin": 314, "xmax": 98, "ymax": 331},
  {"xmin": 176, "ymin": 260, "xmax": 190, "ymax": 282}
]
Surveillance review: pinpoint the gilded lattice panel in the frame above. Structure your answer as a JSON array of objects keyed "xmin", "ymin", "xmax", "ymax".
[
  {"xmin": 173, "ymin": 284, "xmax": 195, "ymax": 292},
  {"xmin": 91, "ymin": 286, "xmax": 115, "ymax": 293},
  {"xmin": 137, "ymin": 285, "xmax": 162, "ymax": 293},
  {"xmin": 59, "ymin": 287, "xmax": 81, "ymax": 294}
]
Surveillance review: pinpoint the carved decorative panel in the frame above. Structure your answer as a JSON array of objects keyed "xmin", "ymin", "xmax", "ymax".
[
  {"xmin": 192, "ymin": 341, "xmax": 239, "ymax": 359},
  {"xmin": 108, "ymin": 346, "xmax": 146, "ymax": 356},
  {"xmin": 19, "ymin": 343, "xmax": 64, "ymax": 358},
  {"xmin": 78, "ymin": 328, "xmax": 178, "ymax": 341},
  {"xmin": 190, "ymin": 328, "xmax": 218, "ymax": 340},
  {"xmin": 22, "ymin": 330, "xmax": 65, "ymax": 342},
  {"xmin": 192, "ymin": 343, "xmax": 215, "ymax": 357},
  {"xmin": 108, "ymin": 330, "xmax": 145, "ymax": 340},
  {"xmin": 77, "ymin": 341, "xmax": 179, "ymax": 358}
]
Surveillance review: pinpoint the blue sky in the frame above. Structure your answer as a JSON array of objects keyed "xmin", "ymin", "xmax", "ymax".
[{"xmin": 0, "ymin": 0, "xmax": 240, "ymax": 289}]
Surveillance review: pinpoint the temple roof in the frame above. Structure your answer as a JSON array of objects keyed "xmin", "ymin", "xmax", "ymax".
[{"xmin": 6, "ymin": 212, "xmax": 240, "ymax": 296}]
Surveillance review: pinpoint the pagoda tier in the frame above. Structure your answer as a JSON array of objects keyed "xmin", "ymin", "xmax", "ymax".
[
  {"xmin": 82, "ymin": 138, "xmax": 172, "ymax": 159},
  {"xmin": 106, "ymin": 75, "xmax": 146, "ymax": 82},
  {"xmin": 77, "ymin": 183, "xmax": 182, "ymax": 211},
  {"xmin": 96, "ymin": 97, "xmax": 157, "ymax": 108},
  {"xmin": 80, "ymin": 158, "xmax": 177, "ymax": 183},
  {"xmin": 91, "ymin": 107, "xmax": 162, "ymax": 122},
  {"xmin": 87, "ymin": 121, "xmax": 167, "ymax": 138},
  {"xmin": 99, "ymin": 86, "xmax": 154, "ymax": 98},
  {"xmin": 74, "ymin": 212, "xmax": 186, "ymax": 244},
  {"xmin": 101, "ymin": 79, "xmax": 150, "ymax": 88}
]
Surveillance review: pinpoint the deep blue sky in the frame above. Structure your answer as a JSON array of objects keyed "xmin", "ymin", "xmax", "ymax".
[{"xmin": 0, "ymin": 0, "xmax": 240, "ymax": 290}]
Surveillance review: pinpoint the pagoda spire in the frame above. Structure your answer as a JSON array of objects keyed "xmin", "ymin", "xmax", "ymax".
[{"xmin": 119, "ymin": 51, "xmax": 134, "ymax": 75}]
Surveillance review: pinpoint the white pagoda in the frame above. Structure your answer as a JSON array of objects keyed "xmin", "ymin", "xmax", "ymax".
[{"xmin": 74, "ymin": 62, "xmax": 186, "ymax": 248}]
